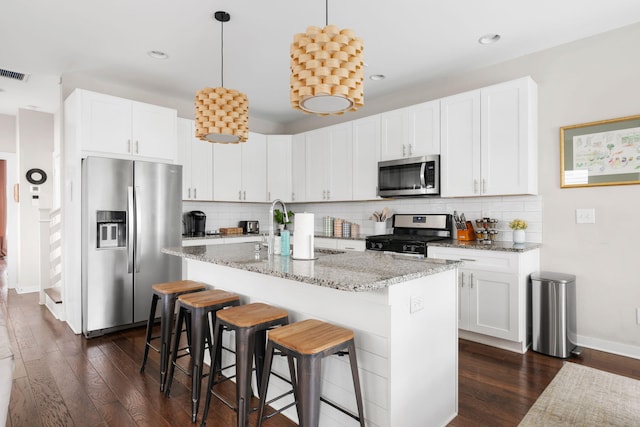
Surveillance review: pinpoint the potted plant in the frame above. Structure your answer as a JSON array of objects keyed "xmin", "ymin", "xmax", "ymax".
[
  {"xmin": 509, "ymin": 219, "xmax": 527, "ymax": 244},
  {"xmin": 274, "ymin": 209, "xmax": 294, "ymax": 231}
]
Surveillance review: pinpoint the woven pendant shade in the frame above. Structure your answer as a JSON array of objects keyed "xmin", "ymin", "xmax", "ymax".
[
  {"xmin": 290, "ymin": 24, "xmax": 364, "ymax": 115},
  {"xmin": 195, "ymin": 11, "xmax": 249, "ymax": 144},
  {"xmin": 195, "ymin": 87, "xmax": 248, "ymax": 143}
]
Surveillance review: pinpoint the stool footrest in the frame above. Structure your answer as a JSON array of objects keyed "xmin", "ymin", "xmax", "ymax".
[{"xmin": 319, "ymin": 396, "xmax": 362, "ymax": 423}]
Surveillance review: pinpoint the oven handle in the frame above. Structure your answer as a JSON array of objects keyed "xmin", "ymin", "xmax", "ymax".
[{"xmin": 420, "ymin": 162, "xmax": 427, "ymax": 188}]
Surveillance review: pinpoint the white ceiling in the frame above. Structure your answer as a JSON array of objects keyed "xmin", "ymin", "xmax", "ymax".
[{"xmin": 1, "ymin": 0, "xmax": 640, "ymax": 125}]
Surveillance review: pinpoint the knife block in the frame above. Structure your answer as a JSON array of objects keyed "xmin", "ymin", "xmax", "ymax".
[{"xmin": 457, "ymin": 222, "xmax": 476, "ymax": 241}]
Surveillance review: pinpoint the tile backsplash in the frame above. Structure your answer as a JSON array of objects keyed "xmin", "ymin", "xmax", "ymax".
[{"xmin": 184, "ymin": 195, "xmax": 542, "ymax": 243}]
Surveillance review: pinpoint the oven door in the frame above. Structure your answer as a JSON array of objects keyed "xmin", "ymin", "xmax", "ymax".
[{"xmin": 378, "ymin": 155, "xmax": 439, "ymax": 197}]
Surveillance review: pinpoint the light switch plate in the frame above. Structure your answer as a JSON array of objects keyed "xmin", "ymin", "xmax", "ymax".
[{"xmin": 576, "ymin": 208, "xmax": 596, "ymax": 224}]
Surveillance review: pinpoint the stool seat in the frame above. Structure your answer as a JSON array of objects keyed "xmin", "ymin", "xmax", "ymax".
[
  {"xmin": 268, "ymin": 319, "xmax": 354, "ymax": 355},
  {"xmin": 179, "ymin": 289, "xmax": 240, "ymax": 308},
  {"xmin": 216, "ymin": 302, "xmax": 289, "ymax": 327},
  {"xmin": 141, "ymin": 280, "xmax": 206, "ymax": 392},
  {"xmin": 152, "ymin": 279, "xmax": 206, "ymax": 295}
]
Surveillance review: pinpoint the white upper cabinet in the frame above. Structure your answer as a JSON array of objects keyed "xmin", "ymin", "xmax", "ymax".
[
  {"xmin": 241, "ymin": 132, "xmax": 268, "ymax": 202},
  {"xmin": 380, "ymin": 99, "xmax": 440, "ymax": 161},
  {"xmin": 291, "ymin": 133, "xmax": 307, "ymax": 202},
  {"xmin": 440, "ymin": 76, "xmax": 538, "ymax": 197},
  {"xmin": 74, "ymin": 89, "xmax": 177, "ymax": 162},
  {"xmin": 352, "ymin": 115, "xmax": 381, "ymax": 200},
  {"xmin": 213, "ymin": 132, "xmax": 267, "ymax": 202},
  {"xmin": 305, "ymin": 123, "xmax": 353, "ymax": 202},
  {"xmin": 266, "ymin": 135, "xmax": 292, "ymax": 202},
  {"xmin": 177, "ymin": 118, "xmax": 212, "ymax": 201}
]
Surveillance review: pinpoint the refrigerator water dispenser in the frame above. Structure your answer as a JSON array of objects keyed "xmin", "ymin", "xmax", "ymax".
[{"xmin": 96, "ymin": 210, "xmax": 126, "ymax": 248}]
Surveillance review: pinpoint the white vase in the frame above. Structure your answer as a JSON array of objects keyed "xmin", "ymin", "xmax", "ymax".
[
  {"xmin": 374, "ymin": 221, "xmax": 387, "ymax": 235},
  {"xmin": 513, "ymin": 229, "xmax": 526, "ymax": 244}
]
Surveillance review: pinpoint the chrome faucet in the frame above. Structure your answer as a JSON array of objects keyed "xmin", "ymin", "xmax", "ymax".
[{"xmin": 268, "ymin": 199, "xmax": 289, "ymax": 256}]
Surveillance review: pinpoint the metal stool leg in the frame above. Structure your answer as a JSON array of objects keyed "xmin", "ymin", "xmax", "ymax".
[
  {"xmin": 347, "ymin": 341, "xmax": 366, "ymax": 427},
  {"xmin": 256, "ymin": 341, "xmax": 276, "ymax": 427},
  {"xmin": 164, "ymin": 304, "xmax": 185, "ymax": 398},
  {"xmin": 140, "ymin": 293, "xmax": 159, "ymax": 373},
  {"xmin": 297, "ymin": 354, "xmax": 323, "ymax": 427},
  {"xmin": 190, "ymin": 306, "xmax": 208, "ymax": 423},
  {"xmin": 236, "ymin": 327, "xmax": 256, "ymax": 427},
  {"xmin": 159, "ymin": 293, "xmax": 178, "ymax": 392},
  {"xmin": 200, "ymin": 317, "xmax": 223, "ymax": 427}
]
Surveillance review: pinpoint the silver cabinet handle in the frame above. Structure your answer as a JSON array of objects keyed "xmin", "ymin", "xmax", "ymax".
[
  {"xmin": 135, "ymin": 140, "xmax": 139, "ymax": 154},
  {"xmin": 326, "ymin": 189, "xmax": 330, "ymax": 200},
  {"xmin": 473, "ymin": 179, "xmax": 479, "ymax": 194},
  {"xmin": 408, "ymin": 144, "xmax": 413, "ymax": 156},
  {"xmin": 268, "ymin": 191, "xmax": 271, "ymax": 200},
  {"xmin": 127, "ymin": 139, "xmax": 131, "ymax": 153},
  {"xmin": 292, "ymin": 192, "xmax": 295, "ymax": 201},
  {"xmin": 243, "ymin": 190, "xmax": 246, "ymax": 200},
  {"xmin": 238, "ymin": 190, "xmax": 242, "ymax": 200},
  {"xmin": 482, "ymin": 179, "xmax": 487, "ymax": 194},
  {"xmin": 470, "ymin": 273, "xmax": 474, "ymax": 288},
  {"xmin": 402, "ymin": 144, "xmax": 406, "ymax": 157},
  {"xmin": 322, "ymin": 190, "xmax": 326, "ymax": 200},
  {"xmin": 194, "ymin": 188, "xmax": 197, "ymax": 199},
  {"xmin": 188, "ymin": 188, "xmax": 191, "ymax": 199}
]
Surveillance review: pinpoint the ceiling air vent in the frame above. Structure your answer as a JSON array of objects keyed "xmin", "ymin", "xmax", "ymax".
[{"xmin": 0, "ymin": 68, "xmax": 30, "ymax": 82}]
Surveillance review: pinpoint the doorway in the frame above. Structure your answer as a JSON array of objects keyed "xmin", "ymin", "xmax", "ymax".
[{"xmin": 0, "ymin": 154, "xmax": 17, "ymax": 289}]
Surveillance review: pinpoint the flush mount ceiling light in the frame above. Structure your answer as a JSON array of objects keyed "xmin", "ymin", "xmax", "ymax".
[
  {"xmin": 195, "ymin": 11, "xmax": 249, "ymax": 144},
  {"xmin": 369, "ymin": 74, "xmax": 385, "ymax": 81},
  {"xmin": 290, "ymin": 0, "xmax": 364, "ymax": 115},
  {"xmin": 478, "ymin": 33, "xmax": 501, "ymax": 45},
  {"xmin": 147, "ymin": 50, "xmax": 169, "ymax": 60}
]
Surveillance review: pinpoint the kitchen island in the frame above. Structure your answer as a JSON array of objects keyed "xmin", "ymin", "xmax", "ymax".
[{"xmin": 162, "ymin": 243, "xmax": 461, "ymax": 427}]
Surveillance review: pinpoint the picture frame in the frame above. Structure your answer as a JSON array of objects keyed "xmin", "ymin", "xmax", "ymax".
[{"xmin": 560, "ymin": 114, "xmax": 640, "ymax": 188}]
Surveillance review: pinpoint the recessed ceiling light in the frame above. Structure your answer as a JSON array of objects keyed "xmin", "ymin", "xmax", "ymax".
[
  {"xmin": 147, "ymin": 50, "xmax": 169, "ymax": 60},
  {"xmin": 370, "ymin": 74, "xmax": 386, "ymax": 81},
  {"xmin": 478, "ymin": 34, "xmax": 501, "ymax": 45}
]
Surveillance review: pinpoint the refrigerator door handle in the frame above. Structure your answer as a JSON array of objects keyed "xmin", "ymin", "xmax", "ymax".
[
  {"xmin": 127, "ymin": 186, "xmax": 134, "ymax": 273},
  {"xmin": 134, "ymin": 186, "xmax": 142, "ymax": 273}
]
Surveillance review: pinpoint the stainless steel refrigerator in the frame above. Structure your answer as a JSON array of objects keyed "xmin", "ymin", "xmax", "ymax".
[{"xmin": 81, "ymin": 157, "xmax": 182, "ymax": 337}]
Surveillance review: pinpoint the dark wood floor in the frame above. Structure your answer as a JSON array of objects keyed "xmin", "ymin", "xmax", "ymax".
[{"xmin": 2, "ymin": 261, "xmax": 640, "ymax": 426}]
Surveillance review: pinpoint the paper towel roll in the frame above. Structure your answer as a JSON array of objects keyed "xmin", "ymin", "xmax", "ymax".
[{"xmin": 293, "ymin": 212, "xmax": 315, "ymax": 259}]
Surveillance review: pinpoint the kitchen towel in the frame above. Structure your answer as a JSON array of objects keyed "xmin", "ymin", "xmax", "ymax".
[{"xmin": 293, "ymin": 212, "xmax": 315, "ymax": 259}]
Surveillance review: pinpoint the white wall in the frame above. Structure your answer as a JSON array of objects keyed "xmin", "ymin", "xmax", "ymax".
[
  {"xmin": 0, "ymin": 114, "xmax": 19, "ymax": 288},
  {"xmin": 16, "ymin": 109, "xmax": 54, "ymax": 292}
]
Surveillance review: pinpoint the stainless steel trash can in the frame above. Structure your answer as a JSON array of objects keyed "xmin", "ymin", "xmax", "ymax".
[{"xmin": 531, "ymin": 272, "xmax": 577, "ymax": 358}]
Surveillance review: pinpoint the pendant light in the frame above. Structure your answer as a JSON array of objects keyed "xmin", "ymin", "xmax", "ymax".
[
  {"xmin": 195, "ymin": 11, "xmax": 249, "ymax": 143},
  {"xmin": 290, "ymin": 0, "xmax": 364, "ymax": 115}
]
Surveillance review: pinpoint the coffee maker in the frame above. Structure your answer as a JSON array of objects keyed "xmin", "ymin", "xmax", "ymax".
[{"xmin": 184, "ymin": 210, "xmax": 206, "ymax": 236}]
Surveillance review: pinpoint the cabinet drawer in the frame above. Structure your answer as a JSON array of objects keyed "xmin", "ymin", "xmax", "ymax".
[
  {"xmin": 336, "ymin": 239, "xmax": 365, "ymax": 252},
  {"xmin": 428, "ymin": 247, "xmax": 519, "ymax": 273}
]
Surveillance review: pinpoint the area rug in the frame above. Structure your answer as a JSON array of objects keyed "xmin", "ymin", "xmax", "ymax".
[{"xmin": 518, "ymin": 362, "xmax": 640, "ymax": 426}]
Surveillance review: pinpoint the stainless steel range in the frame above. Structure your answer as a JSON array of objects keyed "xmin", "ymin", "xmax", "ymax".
[{"xmin": 366, "ymin": 214, "xmax": 453, "ymax": 256}]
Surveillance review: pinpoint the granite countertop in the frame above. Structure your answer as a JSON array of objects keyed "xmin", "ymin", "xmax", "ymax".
[
  {"xmin": 182, "ymin": 233, "xmax": 366, "ymax": 242},
  {"xmin": 162, "ymin": 242, "xmax": 460, "ymax": 292},
  {"xmin": 428, "ymin": 239, "xmax": 541, "ymax": 252}
]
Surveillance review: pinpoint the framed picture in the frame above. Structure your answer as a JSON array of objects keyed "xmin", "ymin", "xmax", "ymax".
[{"xmin": 560, "ymin": 114, "xmax": 640, "ymax": 188}]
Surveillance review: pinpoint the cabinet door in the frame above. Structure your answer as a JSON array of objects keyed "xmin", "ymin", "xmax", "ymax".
[
  {"xmin": 266, "ymin": 135, "xmax": 292, "ymax": 202},
  {"xmin": 131, "ymin": 101, "xmax": 177, "ymax": 161},
  {"xmin": 80, "ymin": 90, "xmax": 132, "ymax": 155},
  {"xmin": 440, "ymin": 90, "xmax": 481, "ymax": 197},
  {"xmin": 176, "ymin": 118, "xmax": 193, "ymax": 199},
  {"xmin": 291, "ymin": 134, "xmax": 306, "ymax": 202},
  {"xmin": 213, "ymin": 143, "xmax": 242, "ymax": 201},
  {"xmin": 380, "ymin": 107, "xmax": 408, "ymax": 161},
  {"xmin": 408, "ymin": 100, "xmax": 440, "ymax": 156},
  {"xmin": 190, "ymin": 134, "xmax": 213, "ymax": 200},
  {"xmin": 352, "ymin": 115, "xmax": 380, "ymax": 200},
  {"xmin": 467, "ymin": 270, "xmax": 519, "ymax": 341},
  {"xmin": 242, "ymin": 132, "xmax": 267, "ymax": 202},
  {"xmin": 326, "ymin": 123, "xmax": 353, "ymax": 201},
  {"xmin": 305, "ymin": 129, "xmax": 329, "ymax": 201},
  {"xmin": 481, "ymin": 77, "xmax": 537, "ymax": 196}
]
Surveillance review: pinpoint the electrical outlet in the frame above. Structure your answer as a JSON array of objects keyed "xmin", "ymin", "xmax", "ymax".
[
  {"xmin": 410, "ymin": 296, "xmax": 424, "ymax": 313},
  {"xmin": 576, "ymin": 208, "xmax": 596, "ymax": 224}
]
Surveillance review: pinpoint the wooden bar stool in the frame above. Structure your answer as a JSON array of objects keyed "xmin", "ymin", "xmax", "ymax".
[
  {"xmin": 140, "ymin": 280, "xmax": 206, "ymax": 391},
  {"xmin": 200, "ymin": 302, "xmax": 289, "ymax": 427},
  {"xmin": 164, "ymin": 289, "xmax": 241, "ymax": 423},
  {"xmin": 257, "ymin": 319, "xmax": 366, "ymax": 427}
]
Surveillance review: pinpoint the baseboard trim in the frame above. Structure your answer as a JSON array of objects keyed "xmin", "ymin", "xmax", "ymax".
[
  {"xmin": 15, "ymin": 286, "xmax": 39, "ymax": 294},
  {"xmin": 577, "ymin": 334, "xmax": 640, "ymax": 360}
]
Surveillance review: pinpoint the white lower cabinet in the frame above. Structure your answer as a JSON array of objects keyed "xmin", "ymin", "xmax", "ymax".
[
  {"xmin": 315, "ymin": 238, "xmax": 365, "ymax": 252},
  {"xmin": 429, "ymin": 246, "xmax": 540, "ymax": 353}
]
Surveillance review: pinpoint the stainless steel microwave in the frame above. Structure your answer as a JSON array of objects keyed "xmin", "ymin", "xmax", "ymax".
[{"xmin": 378, "ymin": 155, "xmax": 440, "ymax": 197}]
